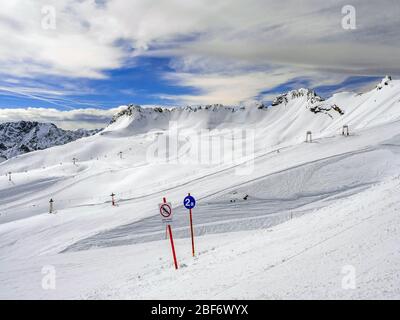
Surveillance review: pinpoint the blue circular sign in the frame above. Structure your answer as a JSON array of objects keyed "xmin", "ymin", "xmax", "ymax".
[{"xmin": 183, "ymin": 195, "xmax": 196, "ymax": 209}]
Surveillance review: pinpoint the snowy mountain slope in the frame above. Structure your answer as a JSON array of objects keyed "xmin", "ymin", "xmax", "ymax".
[
  {"xmin": 104, "ymin": 77, "xmax": 399, "ymax": 138},
  {"xmin": 63, "ymin": 131, "xmax": 400, "ymax": 253},
  {"xmin": 0, "ymin": 172, "xmax": 399, "ymax": 299},
  {"xmin": 86, "ymin": 176, "xmax": 400, "ymax": 300},
  {"xmin": 0, "ymin": 77, "xmax": 399, "ymax": 222},
  {"xmin": 0, "ymin": 77, "xmax": 400, "ymax": 299},
  {"xmin": 0, "ymin": 121, "xmax": 100, "ymax": 161},
  {"xmin": 1, "ymin": 120, "xmax": 399, "ymax": 260},
  {"xmin": 0, "ymin": 78, "xmax": 398, "ymax": 220},
  {"xmin": 2, "ymin": 77, "xmax": 400, "ymax": 177}
]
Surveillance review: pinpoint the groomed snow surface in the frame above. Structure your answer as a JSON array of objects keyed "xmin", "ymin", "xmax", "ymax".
[{"xmin": 0, "ymin": 79, "xmax": 400, "ymax": 299}]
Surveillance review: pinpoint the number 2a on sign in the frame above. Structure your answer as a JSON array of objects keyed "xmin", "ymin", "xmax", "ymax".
[{"xmin": 184, "ymin": 195, "xmax": 196, "ymax": 209}]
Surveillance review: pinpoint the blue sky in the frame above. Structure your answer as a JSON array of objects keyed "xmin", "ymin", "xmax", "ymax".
[
  {"xmin": 0, "ymin": 57, "xmax": 382, "ymax": 110},
  {"xmin": 0, "ymin": 0, "xmax": 399, "ymax": 128},
  {"xmin": 0, "ymin": 57, "xmax": 200, "ymax": 110}
]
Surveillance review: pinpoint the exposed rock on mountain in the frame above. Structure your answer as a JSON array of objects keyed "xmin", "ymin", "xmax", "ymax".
[
  {"xmin": 271, "ymin": 88, "xmax": 325, "ymax": 106},
  {"xmin": 0, "ymin": 121, "xmax": 100, "ymax": 161}
]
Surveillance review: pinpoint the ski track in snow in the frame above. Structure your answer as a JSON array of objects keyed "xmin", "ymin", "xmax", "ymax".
[{"xmin": 63, "ymin": 154, "xmax": 377, "ymax": 252}]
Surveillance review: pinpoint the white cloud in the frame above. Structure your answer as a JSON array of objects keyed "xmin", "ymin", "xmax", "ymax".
[
  {"xmin": 0, "ymin": 0, "xmax": 399, "ymax": 105},
  {"xmin": 0, "ymin": 107, "xmax": 123, "ymax": 130},
  {"xmin": 160, "ymin": 68, "xmax": 351, "ymax": 105}
]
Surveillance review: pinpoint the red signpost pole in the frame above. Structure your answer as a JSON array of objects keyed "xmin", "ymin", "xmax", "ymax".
[
  {"xmin": 189, "ymin": 208, "xmax": 195, "ymax": 257},
  {"xmin": 168, "ymin": 224, "xmax": 178, "ymax": 270},
  {"xmin": 163, "ymin": 197, "xmax": 178, "ymax": 270}
]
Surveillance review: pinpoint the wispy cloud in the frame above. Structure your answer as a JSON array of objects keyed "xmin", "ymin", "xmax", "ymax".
[
  {"xmin": 0, "ymin": 107, "xmax": 123, "ymax": 130},
  {"xmin": 0, "ymin": 0, "xmax": 399, "ymax": 106}
]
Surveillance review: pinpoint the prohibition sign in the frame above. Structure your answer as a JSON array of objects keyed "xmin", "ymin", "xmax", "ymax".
[{"xmin": 159, "ymin": 203, "xmax": 172, "ymax": 219}]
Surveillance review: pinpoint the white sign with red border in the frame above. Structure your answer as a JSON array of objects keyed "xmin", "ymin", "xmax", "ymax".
[{"xmin": 159, "ymin": 202, "xmax": 173, "ymax": 222}]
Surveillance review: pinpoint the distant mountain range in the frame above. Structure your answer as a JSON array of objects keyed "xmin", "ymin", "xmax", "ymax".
[
  {"xmin": 1, "ymin": 76, "xmax": 396, "ymax": 162},
  {"xmin": 0, "ymin": 121, "xmax": 100, "ymax": 162}
]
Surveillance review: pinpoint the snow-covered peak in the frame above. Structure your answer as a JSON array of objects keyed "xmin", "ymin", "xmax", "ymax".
[
  {"xmin": 110, "ymin": 103, "xmax": 243, "ymax": 125},
  {"xmin": 110, "ymin": 105, "xmax": 166, "ymax": 124},
  {"xmin": 101, "ymin": 78, "xmax": 400, "ymax": 140},
  {"xmin": 376, "ymin": 75, "xmax": 393, "ymax": 90},
  {"xmin": 271, "ymin": 88, "xmax": 324, "ymax": 106},
  {"xmin": 105, "ymin": 103, "xmax": 248, "ymax": 134},
  {"xmin": 109, "ymin": 90, "xmax": 325, "ymax": 130},
  {"xmin": 182, "ymin": 104, "xmax": 240, "ymax": 112},
  {"xmin": 0, "ymin": 121, "xmax": 100, "ymax": 161}
]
